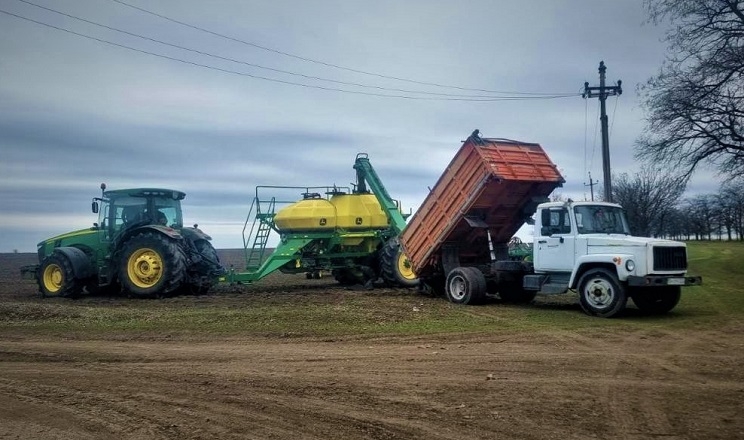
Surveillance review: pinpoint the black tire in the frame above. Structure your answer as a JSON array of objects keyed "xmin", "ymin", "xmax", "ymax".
[
  {"xmin": 445, "ymin": 267, "xmax": 487, "ymax": 305},
  {"xmin": 119, "ymin": 232, "xmax": 186, "ymax": 297},
  {"xmin": 195, "ymin": 239, "xmax": 221, "ymax": 267},
  {"xmin": 380, "ymin": 237, "xmax": 420, "ymax": 288},
  {"xmin": 577, "ymin": 268, "xmax": 627, "ymax": 318},
  {"xmin": 333, "ymin": 269, "xmax": 357, "ymax": 286},
  {"xmin": 418, "ymin": 275, "xmax": 446, "ymax": 297},
  {"xmin": 188, "ymin": 240, "xmax": 222, "ymax": 294},
  {"xmin": 631, "ymin": 286, "xmax": 681, "ymax": 315},
  {"xmin": 38, "ymin": 253, "xmax": 82, "ymax": 298},
  {"xmin": 499, "ymin": 283, "xmax": 538, "ymax": 304}
]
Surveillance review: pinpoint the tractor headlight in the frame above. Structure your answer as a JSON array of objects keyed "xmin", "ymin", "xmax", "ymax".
[{"xmin": 625, "ymin": 259, "xmax": 635, "ymax": 272}]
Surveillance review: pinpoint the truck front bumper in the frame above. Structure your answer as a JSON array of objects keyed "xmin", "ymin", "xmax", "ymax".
[{"xmin": 627, "ymin": 275, "xmax": 702, "ymax": 287}]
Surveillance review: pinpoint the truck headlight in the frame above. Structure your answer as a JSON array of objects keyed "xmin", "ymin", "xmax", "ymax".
[{"xmin": 625, "ymin": 259, "xmax": 635, "ymax": 272}]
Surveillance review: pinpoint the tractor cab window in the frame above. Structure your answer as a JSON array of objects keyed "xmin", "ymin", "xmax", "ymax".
[
  {"xmin": 114, "ymin": 197, "xmax": 148, "ymax": 230},
  {"xmin": 151, "ymin": 199, "xmax": 182, "ymax": 228}
]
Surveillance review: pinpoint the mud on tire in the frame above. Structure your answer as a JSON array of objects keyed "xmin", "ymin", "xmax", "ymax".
[{"xmin": 119, "ymin": 232, "xmax": 186, "ymax": 297}]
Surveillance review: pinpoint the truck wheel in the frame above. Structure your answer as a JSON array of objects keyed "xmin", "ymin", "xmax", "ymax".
[
  {"xmin": 446, "ymin": 267, "xmax": 486, "ymax": 305},
  {"xmin": 380, "ymin": 237, "xmax": 420, "ymax": 288},
  {"xmin": 577, "ymin": 268, "xmax": 627, "ymax": 318},
  {"xmin": 497, "ymin": 273, "xmax": 537, "ymax": 304},
  {"xmin": 631, "ymin": 286, "xmax": 681, "ymax": 314},
  {"xmin": 119, "ymin": 232, "xmax": 186, "ymax": 298},
  {"xmin": 38, "ymin": 254, "xmax": 82, "ymax": 298},
  {"xmin": 499, "ymin": 284, "xmax": 538, "ymax": 304}
]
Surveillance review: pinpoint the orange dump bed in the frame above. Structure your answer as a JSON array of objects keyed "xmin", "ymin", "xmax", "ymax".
[{"xmin": 400, "ymin": 135, "xmax": 564, "ymax": 276}]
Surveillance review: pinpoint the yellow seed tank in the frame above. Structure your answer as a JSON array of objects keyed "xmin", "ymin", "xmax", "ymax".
[{"xmin": 274, "ymin": 194, "xmax": 388, "ymax": 231}]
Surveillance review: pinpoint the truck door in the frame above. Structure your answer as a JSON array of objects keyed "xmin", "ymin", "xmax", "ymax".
[{"xmin": 534, "ymin": 207, "xmax": 576, "ymax": 272}]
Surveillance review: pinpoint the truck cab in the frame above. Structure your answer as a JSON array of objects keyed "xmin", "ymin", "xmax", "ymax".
[{"xmin": 528, "ymin": 201, "xmax": 702, "ymax": 317}]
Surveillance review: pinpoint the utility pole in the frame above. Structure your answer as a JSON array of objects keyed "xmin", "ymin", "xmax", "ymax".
[
  {"xmin": 583, "ymin": 61, "xmax": 622, "ymax": 202},
  {"xmin": 584, "ymin": 171, "xmax": 599, "ymax": 201}
]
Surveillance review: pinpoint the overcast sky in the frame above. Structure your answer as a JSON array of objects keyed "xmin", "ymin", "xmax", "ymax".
[{"xmin": 0, "ymin": 0, "xmax": 721, "ymax": 252}]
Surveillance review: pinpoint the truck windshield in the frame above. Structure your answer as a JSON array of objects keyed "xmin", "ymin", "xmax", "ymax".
[{"xmin": 575, "ymin": 205, "xmax": 630, "ymax": 235}]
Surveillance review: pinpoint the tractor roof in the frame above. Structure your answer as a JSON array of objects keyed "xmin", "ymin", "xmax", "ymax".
[{"xmin": 103, "ymin": 188, "xmax": 186, "ymax": 200}]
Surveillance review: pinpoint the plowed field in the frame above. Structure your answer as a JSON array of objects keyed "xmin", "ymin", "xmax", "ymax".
[{"xmin": 1, "ymin": 251, "xmax": 743, "ymax": 440}]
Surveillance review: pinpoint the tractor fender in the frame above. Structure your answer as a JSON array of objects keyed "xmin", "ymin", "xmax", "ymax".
[
  {"xmin": 115, "ymin": 225, "xmax": 183, "ymax": 250},
  {"xmin": 180, "ymin": 227, "xmax": 212, "ymax": 241},
  {"xmin": 52, "ymin": 246, "xmax": 93, "ymax": 279},
  {"xmin": 146, "ymin": 224, "xmax": 183, "ymax": 240}
]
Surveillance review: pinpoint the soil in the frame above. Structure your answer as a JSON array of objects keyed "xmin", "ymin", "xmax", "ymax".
[{"xmin": 1, "ymin": 252, "xmax": 743, "ymax": 440}]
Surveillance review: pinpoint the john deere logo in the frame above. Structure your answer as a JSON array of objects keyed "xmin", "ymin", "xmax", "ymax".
[
  {"xmin": 319, "ymin": 218, "xmax": 327, "ymax": 226},
  {"xmin": 355, "ymin": 217, "xmax": 363, "ymax": 225}
]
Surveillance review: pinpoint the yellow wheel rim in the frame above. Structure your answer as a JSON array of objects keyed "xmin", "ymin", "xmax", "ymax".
[
  {"xmin": 396, "ymin": 252, "xmax": 417, "ymax": 281},
  {"xmin": 127, "ymin": 248, "xmax": 164, "ymax": 288},
  {"xmin": 42, "ymin": 263, "xmax": 63, "ymax": 293}
]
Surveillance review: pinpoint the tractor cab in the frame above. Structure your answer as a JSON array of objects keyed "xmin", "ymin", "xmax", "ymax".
[{"xmin": 93, "ymin": 187, "xmax": 186, "ymax": 239}]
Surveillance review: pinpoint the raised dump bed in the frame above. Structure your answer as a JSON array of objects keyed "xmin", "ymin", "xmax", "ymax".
[{"xmin": 400, "ymin": 132, "xmax": 564, "ymax": 276}]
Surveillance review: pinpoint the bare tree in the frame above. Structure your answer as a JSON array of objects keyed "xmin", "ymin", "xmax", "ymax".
[
  {"xmin": 611, "ymin": 166, "xmax": 687, "ymax": 237},
  {"xmin": 685, "ymin": 194, "xmax": 719, "ymax": 240},
  {"xmin": 720, "ymin": 178, "xmax": 744, "ymax": 239},
  {"xmin": 637, "ymin": 0, "xmax": 744, "ymax": 180}
]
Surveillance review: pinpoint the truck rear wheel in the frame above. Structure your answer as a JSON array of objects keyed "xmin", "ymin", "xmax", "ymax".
[
  {"xmin": 380, "ymin": 237, "xmax": 419, "ymax": 287},
  {"xmin": 499, "ymin": 284, "xmax": 537, "ymax": 304},
  {"xmin": 119, "ymin": 232, "xmax": 186, "ymax": 298},
  {"xmin": 446, "ymin": 267, "xmax": 486, "ymax": 305},
  {"xmin": 577, "ymin": 268, "xmax": 627, "ymax": 318},
  {"xmin": 631, "ymin": 286, "xmax": 681, "ymax": 314},
  {"xmin": 38, "ymin": 254, "xmax": 82, "ymax": 298}
]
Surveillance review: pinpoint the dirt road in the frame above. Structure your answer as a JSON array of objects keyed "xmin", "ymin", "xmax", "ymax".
[
  {"xmin": 2, "ymin": 253, "xmax": 743, "ymax": 439},
  {"xmin": 2, "ymin": 328, "xmax": 744, "ymax": 440}
]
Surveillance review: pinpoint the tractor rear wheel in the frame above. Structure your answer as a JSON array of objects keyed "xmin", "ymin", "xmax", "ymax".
[
  {"xmin": 187, "ymin": 240, "xmax": 221, "ymax": 294},
  {"xmin": 380, "ymin": 237, "xmax": 419, "ymax": 287},
  {"xmin": 38, "ymin": 253, "xmax": 82, "ymax": 298},
  {"xmin": 119, "ymin": 232, "xmax": 186, "ymax": 298}
]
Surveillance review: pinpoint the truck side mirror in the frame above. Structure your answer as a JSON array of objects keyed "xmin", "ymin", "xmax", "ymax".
[
  {"xmin": 540, "ymin": 226, "xmax": 550, "ymax": 236},
  {"xmin": 92, "ymin": 201, "xmax": 99, "ymax": 214}
]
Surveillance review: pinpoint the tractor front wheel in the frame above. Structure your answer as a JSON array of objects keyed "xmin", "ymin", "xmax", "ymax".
[
  {"xmin": 38, "ymin": 253, "xmax": 82, "ymax": 298},
  {"xmin": 119, "ymin": 232, "xmax": 186, "ymax": 298},
  {"xmin": 380, "ymin": 237, "xmax": 419, "ymax": 287}
]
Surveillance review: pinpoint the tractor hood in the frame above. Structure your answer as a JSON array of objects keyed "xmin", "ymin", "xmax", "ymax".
[{"xmin": 38, "ymin": 227, "xmax": 97, "ymax": 248}]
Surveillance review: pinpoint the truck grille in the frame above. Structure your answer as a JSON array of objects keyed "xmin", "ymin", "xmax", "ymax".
[{"xmin": 653, "ymin": 246, "xmax": 687, "ymax": 271}]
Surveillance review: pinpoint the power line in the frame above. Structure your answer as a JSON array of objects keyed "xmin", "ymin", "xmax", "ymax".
[
  {"xmin": 110, "ymin": 0, "xmax": 571, "ymax": 97},
  {"xmin": 0, "ymin": 8, "xmax": 580, "ymax": 102},
  {"xmin": 14, "ymin": 0, "xmax": 578, "ymax": 99}
]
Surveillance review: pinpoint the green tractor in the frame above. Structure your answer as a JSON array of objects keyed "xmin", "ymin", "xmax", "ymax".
[{"xmin": 21, "ymin": 184, "xmax": 225, "ymax": 298}]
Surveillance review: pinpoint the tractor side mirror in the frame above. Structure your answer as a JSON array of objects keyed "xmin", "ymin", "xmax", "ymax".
[{"xmin": 92, "ymin": 201, "xmax": 99, "ymax": 214}]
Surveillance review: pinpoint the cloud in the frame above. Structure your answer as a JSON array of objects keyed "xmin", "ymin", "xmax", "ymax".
[{"xmin": 0, "ymin": 0, "xmax": 719, "ymax": 252}]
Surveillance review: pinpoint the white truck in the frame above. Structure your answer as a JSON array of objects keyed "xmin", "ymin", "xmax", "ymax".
[
  {"xmin": 524, "ymin": 201, "xmax": 701, "ymax": 317},
  {"xmin": 399, "ymin": 132, "xmax": 702, "ymax": 318}
]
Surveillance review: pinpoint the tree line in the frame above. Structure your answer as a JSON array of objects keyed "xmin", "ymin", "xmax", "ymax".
[{"xmin": 610, "ymin": 170, "xmax": 744, "ymax": 241}]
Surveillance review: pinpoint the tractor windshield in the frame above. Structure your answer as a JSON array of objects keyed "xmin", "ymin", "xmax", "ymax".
[
  {"xmin": 99, "ymin": 196, "xmax": 183, "ymax": 233},
  {"xmin": 574, "ymin": 205, "xmax": 630, "ymax": 235}
]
